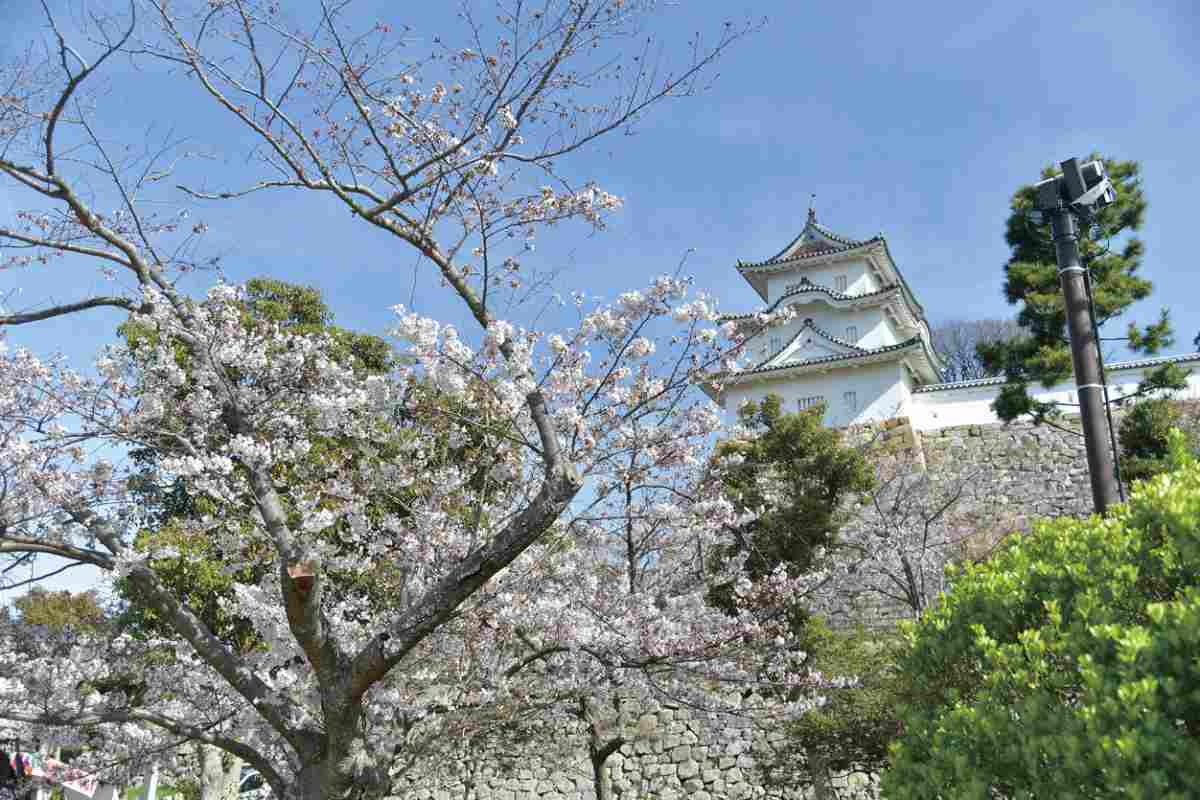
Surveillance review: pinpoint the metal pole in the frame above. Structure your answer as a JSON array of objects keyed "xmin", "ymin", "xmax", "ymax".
[{"xmin": 1048, "ymin": 208, "xmax": 1120, "ymax": 514}]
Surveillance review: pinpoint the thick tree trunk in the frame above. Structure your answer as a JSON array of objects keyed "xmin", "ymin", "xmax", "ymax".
[{"xmin": 591, "ymin": 752, "xmax": 612, "ymax": 800}]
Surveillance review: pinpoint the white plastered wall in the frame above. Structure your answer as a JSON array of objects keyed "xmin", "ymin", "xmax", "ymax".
[
  {"xmin": 908, "ymin": 360, "xmax": 1200, "ymax": 431},
  {"xmin": 721, "ymin": 361, "xmax": 910, "ymax": 429},
  {"xmin": 764, "ymin": 258, "xmax": 874, "ymax": 302}
]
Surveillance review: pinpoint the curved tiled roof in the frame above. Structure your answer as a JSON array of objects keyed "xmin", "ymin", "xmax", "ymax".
[
  {"xmin": 734, "ymin": 335, "xmax": 925, "ymax": 379},
  {"xmin": 718, "ymin": 281, "xmax": 902, "ymax": 321},
  {"xmin": 914, "ymin": 351, "xmax": 1200, "ymax": 393},
  {"xmin": 768, "ymin": 210, "xmax": 871, "ymax": 258},
  {"xmin": 737, "ymin": 237, "xmax": 882, "ymax": 272}
]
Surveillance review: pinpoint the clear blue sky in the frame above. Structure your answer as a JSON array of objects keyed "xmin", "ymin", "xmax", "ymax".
[
  {"xmin": 3, "ymin": 0, "xmax": 1198, "ymax": 356},
  {"xmin": 2, "ymin": 0, "xmax": 1198, "ymax": 596}
]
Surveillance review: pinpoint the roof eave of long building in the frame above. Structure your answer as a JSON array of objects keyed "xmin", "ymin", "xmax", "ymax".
[
  {"xmin": 702, "ymin": 337, "xmax": 929, "ymax": 391},
  {"xmin": 913, "ymin": 351, "xmax": 1200, "ymax": 393}
]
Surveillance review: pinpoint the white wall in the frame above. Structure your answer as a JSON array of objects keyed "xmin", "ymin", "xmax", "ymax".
[
  {"xmin": 722, "ymin": 361, "xmax": 909, "ymax": 429},
  {"xmin": 908, "ymin": 359, "xmax": 1200, "ymax": 431},
  {"xmin": 764, "ymin": 258, "xmax": 874, "ymax": 303}
]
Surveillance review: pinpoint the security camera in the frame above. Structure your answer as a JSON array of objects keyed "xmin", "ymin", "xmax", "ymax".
[
  {"xmin": 1034, "ymin": 158, "xmax": 1116, "ymax": 215},
  {"xmin": 1063, "ymin": 158, "xmax": 1116, "ymax": 212}
]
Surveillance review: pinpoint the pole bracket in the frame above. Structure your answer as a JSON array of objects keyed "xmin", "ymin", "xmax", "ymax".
[
  {"xmin": 1058, "ymin": 266, "xmax": 1087, "ymax": 276},
  {"xmin": 1076, "ymin": 383, "xmax": 1105, "ymax": 392}
]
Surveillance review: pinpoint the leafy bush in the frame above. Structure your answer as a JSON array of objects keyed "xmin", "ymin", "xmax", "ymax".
[
  {"xmin": 883, "ymin": 431, "xmax": 1200, "ymax": 800},
  {"xmin": 764, "ymin": 620, "xmax": 903, "ymax": 785}
]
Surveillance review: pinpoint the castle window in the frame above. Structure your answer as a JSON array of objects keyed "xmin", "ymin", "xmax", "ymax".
[
  {"xmin": 770, "ymin": 335, "xmax": 781, "ymax": 353},
  {"xmin": 845, "ymin": 325, "xmax": 858, "ymax": 341},
  {"xmin": 844, "ymin": 391, "xmax": 858, "ymax": 411},
  {"xmin": 797, "ymin": 395, "xmax": 824, "ymax": 412},
  {"xmin": 834, "ymin": 275, "xmax": 848, "ymax": 293}
]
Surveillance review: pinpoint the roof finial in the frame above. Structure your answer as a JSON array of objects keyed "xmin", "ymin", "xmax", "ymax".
[{"xmin": 807, "ymin": 194, "xmax": 817, "ymax": 224}]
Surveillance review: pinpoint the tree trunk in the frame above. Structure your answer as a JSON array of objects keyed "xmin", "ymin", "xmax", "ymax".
[{"xmin": 590, "ymin": 751, "xmax": 612, "ymax": 800}]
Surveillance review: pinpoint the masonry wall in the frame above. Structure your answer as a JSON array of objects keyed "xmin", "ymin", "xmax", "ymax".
[
  {"xmin": 395, "ymin": 696, "xmax": 878, "ymax": 800},
  {"xmin": 398, "ymin": 403, "xmax": 1200, "ymax": 800}
]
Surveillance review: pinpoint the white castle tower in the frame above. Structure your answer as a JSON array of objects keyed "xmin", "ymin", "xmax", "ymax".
[
  {"xmin": 708, "ymin": 209, "xmax": 943, "ymax": 427},
  {"xmin": 707, "ymin": 209, "xmax": 1200, "ymax": 430}
]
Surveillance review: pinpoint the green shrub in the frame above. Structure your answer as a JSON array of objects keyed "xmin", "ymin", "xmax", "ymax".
[
  {"xmin": 883, "ymin": 431, "xmax": 1200, "ymax": 800},
  {"xmin": 1118, "ymin": 398, "xmax": 1186, "ymax": 482},
  {"xmin": 764, "ymin": 620, "xmax": 903, "ymax": 785}
]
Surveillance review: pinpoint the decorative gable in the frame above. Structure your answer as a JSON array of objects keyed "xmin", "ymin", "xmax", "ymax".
[{"xmin": 758, "ymin": 319, "xmax": 863, "ymax": 369}]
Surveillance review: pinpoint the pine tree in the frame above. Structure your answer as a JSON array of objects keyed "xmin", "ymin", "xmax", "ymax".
[
  {"xmin": 707, "ymin": 395, "xmax": 874, "ymax": 627},
  {"xmin": 978, "ymin": 155, "xmax": 1186, "ymax": 424}
]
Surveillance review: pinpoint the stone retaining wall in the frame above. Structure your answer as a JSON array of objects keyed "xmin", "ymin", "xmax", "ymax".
[{"xmin": 396, "ymin": 696, "xmax": 878, "ymax": 800}]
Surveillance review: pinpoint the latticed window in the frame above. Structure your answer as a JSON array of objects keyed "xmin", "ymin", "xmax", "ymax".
[
  {"xmin": 797, "ymin": 395, "xmax": 824, "ymax": 411},
  {"xmin": 845, "ymin": 325, "xmax": 858, "ymax": 341},
  {"xmin": 844, "ymin": 390, "xmax": 858, "ymax": 411},
  {"xmin": 769, "ymin": 335, "xmax": 781, "ymax": 353},
  {"xmin": 833, "ymin": 275, "xmax": 848, "ymax": 293}
]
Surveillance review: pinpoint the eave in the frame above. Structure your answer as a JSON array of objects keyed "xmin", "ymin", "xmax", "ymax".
[
  {"xmin": 914, "ymin": 351, "xmax": 1200, "ymax": 394},
  {"xmin": 735, "ymin": 240, "xmax": 881, "ymax": 302},
  {"xmin": 701, "ymin": 336, "xmax": 942, "ymax": 400},
  {"xmin": 718, "ymin": 282, "xmax": 903, "ymax": 322}
]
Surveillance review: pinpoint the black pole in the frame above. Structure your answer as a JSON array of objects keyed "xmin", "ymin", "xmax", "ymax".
[{"xmin": 1047, "ymin": 207, "xmax": 1120, "ymax": 514}]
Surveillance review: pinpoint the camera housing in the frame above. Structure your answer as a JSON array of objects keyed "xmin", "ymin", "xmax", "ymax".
[{"xmin": 1036, "ymin": 158, "xmax": 1117, "ymax": 214}]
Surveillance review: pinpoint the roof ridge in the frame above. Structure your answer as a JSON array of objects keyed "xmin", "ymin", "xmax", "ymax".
[
  {"xmin": 914, "ymin": 351, "xmax": 1200, "ymax": 393},
  {"xmin": 739, "ymin": 237, "xmax": 881, "ymax": 271},
  {"xmin": 761, "ymin": 213, "xmax": 874, "ymax": 265},
  {"xmin": 718, "ymin": 281, "xmax": 901, "ymax": 321}
]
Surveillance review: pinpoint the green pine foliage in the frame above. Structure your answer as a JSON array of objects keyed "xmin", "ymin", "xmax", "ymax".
[
  {"xmin": 883, "ymin": 431, "xmax": 1200, "ymax": 799},
  {"xmin": 708, "ymin": 395, "xmax": 874, "ymax": 624},
  {"xmin": 1118, "ymin": 398, "xmax": 1198, "ymax": 484},
  {"xmin": 979, "ymin": 156, "xmax": 1186, "ymax": 424}
]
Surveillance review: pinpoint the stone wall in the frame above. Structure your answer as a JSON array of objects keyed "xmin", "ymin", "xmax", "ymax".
[
  {"xmin": 396, "ymin": 696, "xmax": 878, "ymax": 800},
  {"xmin": 397, "ymin": 402, "xmax": 1200, "ymax": 800}
]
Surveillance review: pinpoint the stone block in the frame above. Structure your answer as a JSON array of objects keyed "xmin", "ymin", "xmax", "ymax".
[
  {"xmin": 682, "ymin": 778, "xmax": 704, "ymax": 792},
  {"xmin": 671, "ymin": 744, "xmax": 691, "ymax": 763},
  {"xmin": 677, "ymin": 760, "xmax": 699, "ymax": 780}
]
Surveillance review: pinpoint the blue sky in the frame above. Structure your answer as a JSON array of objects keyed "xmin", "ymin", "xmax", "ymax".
[{"xmin": 2, "ymin": 0, "xmax": 1199, "ymax": 597}]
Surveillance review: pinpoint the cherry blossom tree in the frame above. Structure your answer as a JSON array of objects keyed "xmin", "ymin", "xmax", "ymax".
[
  {"xmin": 0, "ymin": 3, "xmax": 843, "ymax": 798},
  {"xmin": 807, "ymin": 435, "xmax": 985, "ymax": 624}
]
